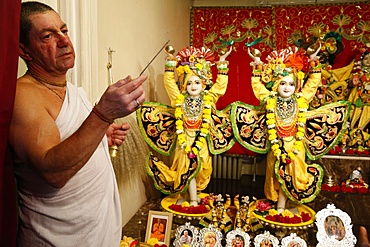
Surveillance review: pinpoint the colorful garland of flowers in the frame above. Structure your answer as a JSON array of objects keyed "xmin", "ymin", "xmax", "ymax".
[
  {"xmin": 169, "ymin": 195, "xmax": 211, "ymax": 214},
  {"xmin": 169, "ymin": 203, "xmax": 208, "ymax": 214},
  {"xmin": 120, "ymin": 236, "xmax": 167, "ymax": 247},
  {"xmin": 175, "ymin": 92, "xmax": 212, "ymax": 158},
  {"xmin": 265, "ymin": 210, "xmax": 311, "ymax": 224},
  {"xmin": 265, "ymin": 93, "xmax": 308, "ymax": 164},
  {"xmin": 254, "ymin": 200, "xmax": 311, "ymax": 224},
  {"xmin": 322, "ymin": 183, "xmax": 369, "ymax": 194}
]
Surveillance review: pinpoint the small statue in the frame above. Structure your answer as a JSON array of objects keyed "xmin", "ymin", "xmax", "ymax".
[
  {"xmin": 345, "ymin": 166, "xmax": 368, "ymax": 189},
  {"xmin": 350, "ymin": 128, "xmax": 365, "ymax": 149},
  {"xmin": 348, "ymin": 43, "xmax": 370, "ymax": 131}
]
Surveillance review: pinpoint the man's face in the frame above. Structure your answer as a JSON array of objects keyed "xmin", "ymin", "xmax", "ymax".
[{"xmin": 23, "ymin": 10, "xmax": 75, "ymax": 75}]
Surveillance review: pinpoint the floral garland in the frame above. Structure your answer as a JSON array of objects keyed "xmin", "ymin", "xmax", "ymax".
[
  {"xmin": 255, "ymin": 199, "xmax": 311, "ymax": 224},
  {"xmin": 265, "ymin": 93, "xmax": 308, "ymax": 164},
  {"xmin": 120, "ymin": 236, "xmax": 167, "ymax": 247},
  {"xmin": 175, "ymin": 91, "xmax": 212, "ymax": 158}
]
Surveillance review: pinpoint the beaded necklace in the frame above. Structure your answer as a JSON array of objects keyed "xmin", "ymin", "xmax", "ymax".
[
  {"xmin": 266, "ymin": 93, "xmax": 307, "ymax": 164},
  {"xmin": 184, "ymin": 96, "xmax": 203, "ymax": 121},
  {"xmin": 175, "ymin": 91, "xmax": 212, "ymax": 158}
]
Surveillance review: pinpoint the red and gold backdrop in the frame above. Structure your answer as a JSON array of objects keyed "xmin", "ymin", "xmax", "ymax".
[{"xmin": 191, "ymin": 3, "xmax": 370, "ymax": 155}]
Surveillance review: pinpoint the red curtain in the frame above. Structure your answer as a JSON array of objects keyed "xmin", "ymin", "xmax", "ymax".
[
  {"xmin": 274, "ymin": 3, "xmax": 370, "ymax": 68},
  {"xmin": 191, "ymin": 3, "xmax": 370, "ymax": 155},
  {"xmin": 0, "ymin": 1, "xmax": 21, "ymax": 246},
  {"xmin": 191, "ymin": 7, "xmax": 274, "ymax": 155}
]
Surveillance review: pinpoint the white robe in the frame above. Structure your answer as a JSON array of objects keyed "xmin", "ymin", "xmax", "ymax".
[{"xmin": 14, "ymin": 83, "xmax": 122, "ymax": 246}]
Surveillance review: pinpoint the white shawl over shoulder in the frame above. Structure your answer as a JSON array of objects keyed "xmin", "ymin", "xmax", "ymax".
[{"xmin": 15, "ymin": 83, "xmax": 121, "ymax": 247}]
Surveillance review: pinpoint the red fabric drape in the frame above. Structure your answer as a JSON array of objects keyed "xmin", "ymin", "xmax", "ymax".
[
  {"xmin": 274, "ymin": 3, "xmax": 370, "ymax": 69},
  {"xmin": 191, "ymin": 3, "xmax": 370, "ymax": 155},
  {"xmin": 0, "ymin": 1, "xmax": 21, "ymax": 246},
  {"xmin": 191, "ymin": 7, "xmax": 274, "ymax": 155}
]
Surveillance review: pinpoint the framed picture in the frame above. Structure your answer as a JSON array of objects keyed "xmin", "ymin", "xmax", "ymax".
[
  {"xmin": 315, "ymin": 203, "xmax": 357, "ymax": 247},
  {"xmin": 173, "ymin": 222, "xmax": 199, "ymax": 247},
  {"xmin": 145, "ymin": 210, "xmax": 173, "ymax": 246},
  {"xmin": 225, "ymin": 227, "xmax": 250, "ymax": 247},
  {"xmin": 253, "ymin": 231, "xmax": 280, "ymax": 247},
  {"xmin": 281, "ymin": 233, "xmax": 307, "ymax": 247},
  {"xmin": 198, "ymin": 224, "xmax": 223, "ymax": 247}
]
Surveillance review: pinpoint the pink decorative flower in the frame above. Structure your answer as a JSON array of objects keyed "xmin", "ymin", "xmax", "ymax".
[
  {"xmin": 187, "ymin": 152, "xmax": 196, "ymax": 159},
  {"xmin": 256, "ymin": 200, "xmax": 274, "ymax": 212}
]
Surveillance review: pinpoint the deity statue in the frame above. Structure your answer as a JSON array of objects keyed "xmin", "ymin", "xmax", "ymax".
[
  {"xmin": 137, "ymin": 46, "xmax": 235, "ymax": 206},
  {"xmin": 231, "ymin": 44, "xmax": 350, "ymax": 213},
  {"xmin": 348, "ymin": 44, "xmax": 370, "ymax": 132}
]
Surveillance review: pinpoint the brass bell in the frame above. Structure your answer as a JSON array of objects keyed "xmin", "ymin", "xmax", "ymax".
[
  {"xmin": 325, "ymin": 175, "xmax": 335, "ymax": 187},
  {"xmin": 109, "ymin": 145, "xmax": 119, "ymax": 158}
]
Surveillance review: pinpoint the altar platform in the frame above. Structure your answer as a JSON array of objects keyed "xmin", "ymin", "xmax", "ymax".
[{"xmin": 121, "ymin": 174, "xmax": 369, "ymax": 247}]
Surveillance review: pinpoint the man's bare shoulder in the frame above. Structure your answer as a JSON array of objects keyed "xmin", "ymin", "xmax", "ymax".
[
  {"xmin": 9, "ymin": 76, "xmax": 62, "ymax": 161},
  {"xmin": 14, "ymin": 76, "xmax": 62, "ymax": 120},
  {"xmin": 16, "ymin": 76, "xmax": 45, "ymax": 100}
]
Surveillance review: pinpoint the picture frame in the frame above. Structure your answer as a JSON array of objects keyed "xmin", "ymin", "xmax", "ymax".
[
  {"xmin": 145, "ymin": 210, "xmax": 173, "ymax": 246},
  {"xmin": 315, "ymin": 203, "xmax": 357, "ymax": 247},
  {"xmin": 281, "ymin": 233, "xmax": 307, "ymax": 247},
  {"xmin": 198, "ymin": 224, "xmax": 223, "ymax": 247},
  {"xmin": 173, "ymin": 222, "xmax": 199, "ymax": 247},
  {"xmin": 253, "ymin": 231, "xmax": 280, "ymax": 247},
  {"xmin": 225, "ymin": 227, "xmax": 250, "ymax": 247}
]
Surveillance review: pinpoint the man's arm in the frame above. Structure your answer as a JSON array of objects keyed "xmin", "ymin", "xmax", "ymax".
[{"xmin": 9, "ymin": 75, "xmax": 146, "ymax": 188}]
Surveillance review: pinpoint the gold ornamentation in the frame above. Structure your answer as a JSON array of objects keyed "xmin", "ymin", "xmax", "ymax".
[
  {"xmin": 266, "ymin": 94, "xmax": 307, "ymax": 163},
  {"xmin": 28, "ymin": 70, "xmax": 66, "ymax": 101},
  {"xmin": 175, "ymin": 92, "xmax": 212, "ymax": 158},
  {"xmin": 28, "ymin": 70, "xmax": 67, "ymax": 87}
]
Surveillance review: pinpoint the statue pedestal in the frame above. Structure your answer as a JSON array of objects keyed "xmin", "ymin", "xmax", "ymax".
[{"xmin": 160, "ymin": 193, "xmax": 210, "ymax": 225}]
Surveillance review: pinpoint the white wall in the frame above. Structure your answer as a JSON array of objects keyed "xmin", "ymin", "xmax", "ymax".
[
  {"xmin": 96, "ymin": 0, "xmax": 193, "ymax": 226},
  {"xmin": 97, "ymin": 0, "xmax": 193, "ymax": 106}
]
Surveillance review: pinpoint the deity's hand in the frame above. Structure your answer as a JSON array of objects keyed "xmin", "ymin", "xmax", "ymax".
[
  {"xmin": 219, "ymin": 46, "xmax": 232, "ymax": 62},
  {"xmin": 248, "ymin": 47, "xmax": 262, "ymax": 65},
  {"xmin": 164, "ymin": 45, "xmax": 177, "ymax": 66},
  {"xmin": 309, "ymin": 42, "xmax": 322, "ymax": 62},
  {"xmin": 106, "ymin": 122, "xmax": 130, "ymax": 147}
]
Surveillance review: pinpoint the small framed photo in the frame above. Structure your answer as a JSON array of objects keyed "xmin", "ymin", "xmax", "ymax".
[
  {"xmin": 281, "ymin": 233, "xmax": 307, "ymax": 247},
  {"xmin": 253, "ymin": 231, "xmax": 280, "ymax": 247},
  {"xmin": 145, "ymin": 210, "xmax": 173, "ymax": 246},
  {"xmin": 198, "ymin": 224, "xmax": 223, "ymax": 247},
  {"xmin": 173, "ymin": 222, "xmax": 199, "ymax": 247},
  {"xmin": 225, "ymin": 227, "xmax": 250, "ymax": 247},
  {"xmin": 315, "ymin": 203, "xmax": 357, "ymax": 247}
]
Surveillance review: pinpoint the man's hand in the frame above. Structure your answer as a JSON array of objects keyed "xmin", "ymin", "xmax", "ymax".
[
  {"xmin": 359, "ymin": 226, "xmax": 370, "ymax": 247},
  {"xmin": 106, "ymin": 122, "xmax": 130, "ymax": 147},
  {"xmin": 97, "ymin": 74, "xmax": 147, "ymax": 121}
]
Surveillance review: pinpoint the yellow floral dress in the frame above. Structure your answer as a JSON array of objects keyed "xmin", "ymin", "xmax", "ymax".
[
  {"xmin": 137, "ymin": 68, "xmax": 232, "ymax": 195},
  {"xmin": 252, "ymin": 72, "xmax": 322, "ymax": 203}
]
